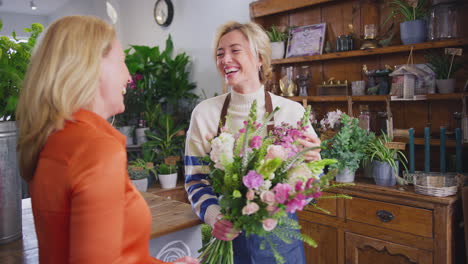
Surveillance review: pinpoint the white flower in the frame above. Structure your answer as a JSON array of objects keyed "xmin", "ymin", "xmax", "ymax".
[
  {"xmin": 320, "ymin": 109, "xmax": 343, "ymax": 130},
  {"xmin": 259, "ymin": 180, "xmax": 272, "ymax": 192},
  {"xmin": 210, "ymin": 132, "xmax": 235, "ymax": 170}
]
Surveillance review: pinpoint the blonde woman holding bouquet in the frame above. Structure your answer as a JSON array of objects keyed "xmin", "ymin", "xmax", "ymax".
[
  {"xmin": 16, "ymin": 16, "xmax": 198, "ymax": 264},
  {"xmin": 185, "ymin": 21, "xmax": 321, "ymax": 263}
]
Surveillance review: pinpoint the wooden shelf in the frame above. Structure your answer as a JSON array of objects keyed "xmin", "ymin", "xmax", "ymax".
[
  {"xmin": 426, "ymin": 93, "xmax": 467, "ymax": 101},
  {"xmin": 250, "ymin": 0, "xmax": 335, "ymax": 18},
  {"xmin": 394, "ymin": 137, "xmax": 467, "ymax": 148},
  {"xmin": 289, "ymin": 93, "xmax": 467, "ymax": 103},
  {"xmin": 271, "ymin": 38, "xmax": 468, "ymax": 65}
]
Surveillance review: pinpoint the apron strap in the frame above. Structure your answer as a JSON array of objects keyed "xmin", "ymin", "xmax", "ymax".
[{"xmin": 217, "ymin": 91, "xmax": 274, "ymax": 136}]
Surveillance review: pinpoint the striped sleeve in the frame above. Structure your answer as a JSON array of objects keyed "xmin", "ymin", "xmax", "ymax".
[{"xmin": 184, "ymin": 137, "xmax": 221, "ymax": 228}]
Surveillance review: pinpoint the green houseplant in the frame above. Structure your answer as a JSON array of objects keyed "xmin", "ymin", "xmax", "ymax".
[
  {"xmin": 157, "ymin": 163, "xmax": 178, "ymax": 189},
  {"xmin": 424, "ymin": 51, "xmax": 463, "ymax": 93},
  {"xmin": 364, "ymin": 133, "xmax": 408, "ymax": 186},
  {"xmin": 321, "ymin": 114, "xmax": 372, "ymax": 182},
  {"xmin": 266, "ymin": 25, "xmax": 288, "ymax": 60},
  {"xmin": 0, "ymin": 19, "xmax": 43, "ymax": 120},
  {"xmin": 386, "ymin": 0, "xmax": 429, "ymax": 45},
  {"xmin": 128, "ymin": 159, "xmax": 156, "ymax": 192},
  {"xmin": 120, "ymin": 35, "xmax": 198, "ymax": 128}
]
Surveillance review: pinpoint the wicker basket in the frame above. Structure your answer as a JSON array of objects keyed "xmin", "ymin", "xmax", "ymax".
[
  {"xmin": 413, "ymin": 172, "xmax": 460, "ymax": 197},
  {"xmin": 320, "ymin": 130, "xmax": 337, "ymax": 141}
]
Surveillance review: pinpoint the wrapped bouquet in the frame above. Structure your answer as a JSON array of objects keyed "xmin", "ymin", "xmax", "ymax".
[{"xmin": 198, "ymin": 101, "xmax": 349, "ymax": 264}]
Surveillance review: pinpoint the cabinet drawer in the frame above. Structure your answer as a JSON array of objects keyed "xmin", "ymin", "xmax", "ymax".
[
  {"xmin": 305, "ymin": 192, "xmax": 337, "ymax": 216},
  {"xmin": 346, "ymin": 197, "xmax": 433, "ymax": 238}
]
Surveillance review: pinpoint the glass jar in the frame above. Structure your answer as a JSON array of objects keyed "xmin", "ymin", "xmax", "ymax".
[
  {"xmin": 428, "ymin": 2, "xmax": 463, "ymax": 41},
  {"xmin": 358, "ymin": 105, "xmax": 370, "ymax": 131}
]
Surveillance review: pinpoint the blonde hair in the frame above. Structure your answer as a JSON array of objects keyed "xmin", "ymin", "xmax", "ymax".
[
  {"xmin": 16, "ymin": 15, "xmax": 116, "ymax": 181},
  {"xmin": 213, "ymin": 21, "xmax": 272, "ymax": 84}
]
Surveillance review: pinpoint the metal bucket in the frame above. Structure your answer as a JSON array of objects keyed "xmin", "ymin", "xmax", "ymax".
[{"xmin": 0, "ymin": 121, "xmax": 22, "ymax": 244}]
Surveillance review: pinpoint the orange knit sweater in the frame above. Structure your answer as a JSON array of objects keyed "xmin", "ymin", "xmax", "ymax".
[{"xmin": 29, "ymin": 109, "xmax": 169, "ymax": 264}]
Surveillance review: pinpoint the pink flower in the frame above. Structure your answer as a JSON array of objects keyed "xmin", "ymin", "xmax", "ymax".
[
  {"xmin": 262, "ymin": 218, "xmax": 278, "ymax": 231},
  {"xmin": 246, "ymin": 189, "xmax": 255, "ymax": 201},
  {"xmin": 260, "ymin": 191, "xmax": 276, "ymax": 205},
  {"xmin": 243, "ymin": 171, "xmax": 264, "ymax": 190},
  {"xmin": 242, "ymin": 202, "xmax": 259, "ymax": 215},
  {"xmin": 305, "ymin": 178, "xmax": 315, "ymax": 189},
  {"xmin": 239, "ymin": 128, "xmax": 246, "ymax": 133},
  {"xmin": 250, "ymin": 136, "xmax": 262, "ymax": 149},
  {"xmin": 309, "ymin": 191, "xmax": 322, "ymax": 199},
  {"xmin": 273, "ymin": 183, "xmax": 292, "ymax": 204},
  {"xmin": 286, "ymin": 194, "xmax": 307, "ymax": 213},
  {"xmin": 265, "ymin": 145, "xmax": 288, "ymax": 160},
  {"xmin": 295, "ymin": 180, "xmax": 304, "ymax": 192},
  {"xmin": 134, "ymin": 73, "xmax": 143, "ymax": 81}
]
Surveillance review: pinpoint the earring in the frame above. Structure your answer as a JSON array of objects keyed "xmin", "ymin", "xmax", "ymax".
[{"xmin": 122, "ymin": 88, "xmax": 126, "ymax": 95}]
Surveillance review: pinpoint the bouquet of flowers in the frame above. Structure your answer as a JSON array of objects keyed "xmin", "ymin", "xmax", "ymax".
[{"xmin": 198, "ymin": 101, "xmax": 349, "ymax": 264}]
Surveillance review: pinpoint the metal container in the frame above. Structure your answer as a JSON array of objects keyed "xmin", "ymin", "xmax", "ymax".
[{"xmin": 0, "ymin": 121, "xmax": 22, "ymax": 244}]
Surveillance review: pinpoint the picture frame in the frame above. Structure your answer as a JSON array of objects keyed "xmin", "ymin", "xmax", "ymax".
[{"xmin": 286, "ymin": 23, "xmax": 326, "ymax": 58}]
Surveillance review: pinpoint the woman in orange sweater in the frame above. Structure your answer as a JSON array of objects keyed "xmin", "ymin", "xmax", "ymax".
[{"xmin": 16, "ymin": 16, "xmax": 198, "ymax": 264}]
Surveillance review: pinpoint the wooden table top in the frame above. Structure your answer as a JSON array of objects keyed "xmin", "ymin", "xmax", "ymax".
[{"xmin": 0, "ymin": 192, "xmax": 201, "ymax": 264}]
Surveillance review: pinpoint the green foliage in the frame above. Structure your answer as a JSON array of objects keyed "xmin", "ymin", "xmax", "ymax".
[
  {"xmin": 157, "ymin": 163, "xmax": 177, "ymax": 175},
  {"xmin": 128, "ymin": 158, "xmax": 156, "ymax": 180},
  {"xmin": 118, "ymin": 35, "xmax": 198, "ymax": 126},
  {"xmin": 142, "ymin": 106, "xmax": 185, "ymax": 163},
  {"xmin": 0, "ymin": 19, "xmax": 43, "ymax": 120},
  {"xmin": 266, "ymin": 25, "xmax": 287, "ymax": 42},
  {"xmin": 386, "ymin": 0, "xmax": 429, "ymax": 22},
  {"xmin": 425, "ymin": 51, "xmax": 464, "ymax": 79},
  {"xmin": 321, "ymin": 114, "xmax": 373, "ymax": 172},
  {"xmin": 364, "ymin": 132, "xmax": 408, "ymax": 174},
  {"xmin": 201, "ymin": 224, "xmax": 212, "ymax": 247}
]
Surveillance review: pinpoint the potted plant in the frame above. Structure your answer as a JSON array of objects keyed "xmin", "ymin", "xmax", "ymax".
[
  {"xmin": 157, "ymin": 163, "xmax": 178, "ymax": 189},
  {"xmin": 266, "ymin": 25, "xmax": 288, "ymax": 60},
  {"xmin": 364, "ymin": 133, "xmax": 408, "ymax": 186},
  {"xmin": 128, "ymin": 159, "xmax": 156, "ymax": 192},
  {"xmin": 321, "ymin": 114, "xmax": 372, "ymax": 182},
  {"xmin": 386, "ymin": 0, "xmax": 429, "ymax": 45},
  {"xmin": 425, "ymin": 51, "xmax": 463, "ymax": 94}
]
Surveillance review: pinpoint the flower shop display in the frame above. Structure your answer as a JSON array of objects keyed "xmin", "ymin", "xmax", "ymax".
[
  {"xmin": 198, "ymin": 101, "xmax": 350, "ymax": 264},
  {"xmin": 321, "ymin": 113, "xmax": 372, "ymax": 182}
]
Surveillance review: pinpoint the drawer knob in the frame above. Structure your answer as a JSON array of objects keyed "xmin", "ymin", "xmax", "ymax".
[{"xmin": 376, "ymin": 210, "xmax": 394, "ymax": 222}]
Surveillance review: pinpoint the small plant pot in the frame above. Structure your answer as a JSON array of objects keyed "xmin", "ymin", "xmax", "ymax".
[
  {"xmin": 131, "ymin": 178, "xmax": 148, "ymax": 192},
  {"xmin": 271, "ymin": 41, "xmax": 285, "ymax": 60},
  {"xmin": 371, "ymin": 160, "xmax": 396, "ymax": 186},
  {"xmin": 436, "ymin": 79, "xmax": 456, "ymax": 94},
  {"xmin": 135, "ymin": 127, "xmax": 149, "ymax": 145},
  {"xmin": 117, "ymin": 126, "xmax": 134, "ymax": 146},
  {"xmin": 335, "ymin": 167, "xmax": 355, "ymax": 183},
  {"xmin": 400, "ymin": 20, "xmax": 427, "ymax": 45},
  {"xmin": 159, "ymin": 173, "xmax": 178, "ymax": 189}
]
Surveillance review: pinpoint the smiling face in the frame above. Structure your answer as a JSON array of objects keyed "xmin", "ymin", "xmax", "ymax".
[
  {"xmin": 216, "ymin": 30, "xmax": 263, "ymax": 94},
  {"xmin": 97, "ymin": 39, "xmax": 131, "ymax": 119}
]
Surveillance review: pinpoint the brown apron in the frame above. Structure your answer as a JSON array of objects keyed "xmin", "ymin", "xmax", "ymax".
[{"xmin": 217, "ymin": 91, "xmax": 274, "ymax": 135}]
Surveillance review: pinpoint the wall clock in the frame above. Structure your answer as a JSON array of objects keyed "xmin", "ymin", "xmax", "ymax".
[{"xmin": 154, "ymin": 0, "xmax": 174, "ymax": 27}]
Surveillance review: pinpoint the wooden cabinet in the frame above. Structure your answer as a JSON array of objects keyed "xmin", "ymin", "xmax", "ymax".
[
  {"xmin": 297, "ymin": 181, "xmax": 464, "ymax": 264},
  {"xmin": 250, "ymin": 0, "xmax": 468, "ymax": 171}
]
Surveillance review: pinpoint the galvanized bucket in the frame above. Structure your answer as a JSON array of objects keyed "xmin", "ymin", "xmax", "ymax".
[{"xmin": 0, "ymin": 121, "xmax": 22, "ymax": 244}]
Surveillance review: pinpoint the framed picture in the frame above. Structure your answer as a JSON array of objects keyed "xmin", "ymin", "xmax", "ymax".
[{"xmin": 286, "ymin": 23, "xmax": 326, "ymax": 58}]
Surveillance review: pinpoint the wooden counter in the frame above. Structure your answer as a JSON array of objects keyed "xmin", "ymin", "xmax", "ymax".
[{"xmin": 0, "ymin": 192, "xmax": 201, "ymax": 264}]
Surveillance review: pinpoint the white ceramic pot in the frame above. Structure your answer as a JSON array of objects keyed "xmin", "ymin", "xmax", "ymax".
[
  {"xmin": 159, "ymin": 173, "xmax": 178, "ymax": 189},
  {"xmin": 117, "ymin": 126, "xmax": 134, "ymax": 146},
  {"xmin": 335, "ymin": 167, "xmax": 355, "ymax": 183},
  {"xmin": 436, "ymin": 79, "xmax": 456, "ymax": 94},
  {"xmin": 271, "ymin": 41, "xmax": 285, "ymax": 60},
  {"xmin": 131, "ymin": 178, "xmax": 148, "ymax": 192},
  {"xmin": 135, "ymin": 127, "xmax": 149, "ymax": 145}
]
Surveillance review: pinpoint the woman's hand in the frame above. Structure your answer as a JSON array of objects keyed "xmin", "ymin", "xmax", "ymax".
[
  {"xmin": 297, "ymin": 133, "xmax": 321, "ymax": 161},
  {"xmin": 211, "ymin": 214, "xmax": 240, "ymax": 241},
  {"xmin": 174, "ymin": 256, "xmax": 199, "ymax": 264}
]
